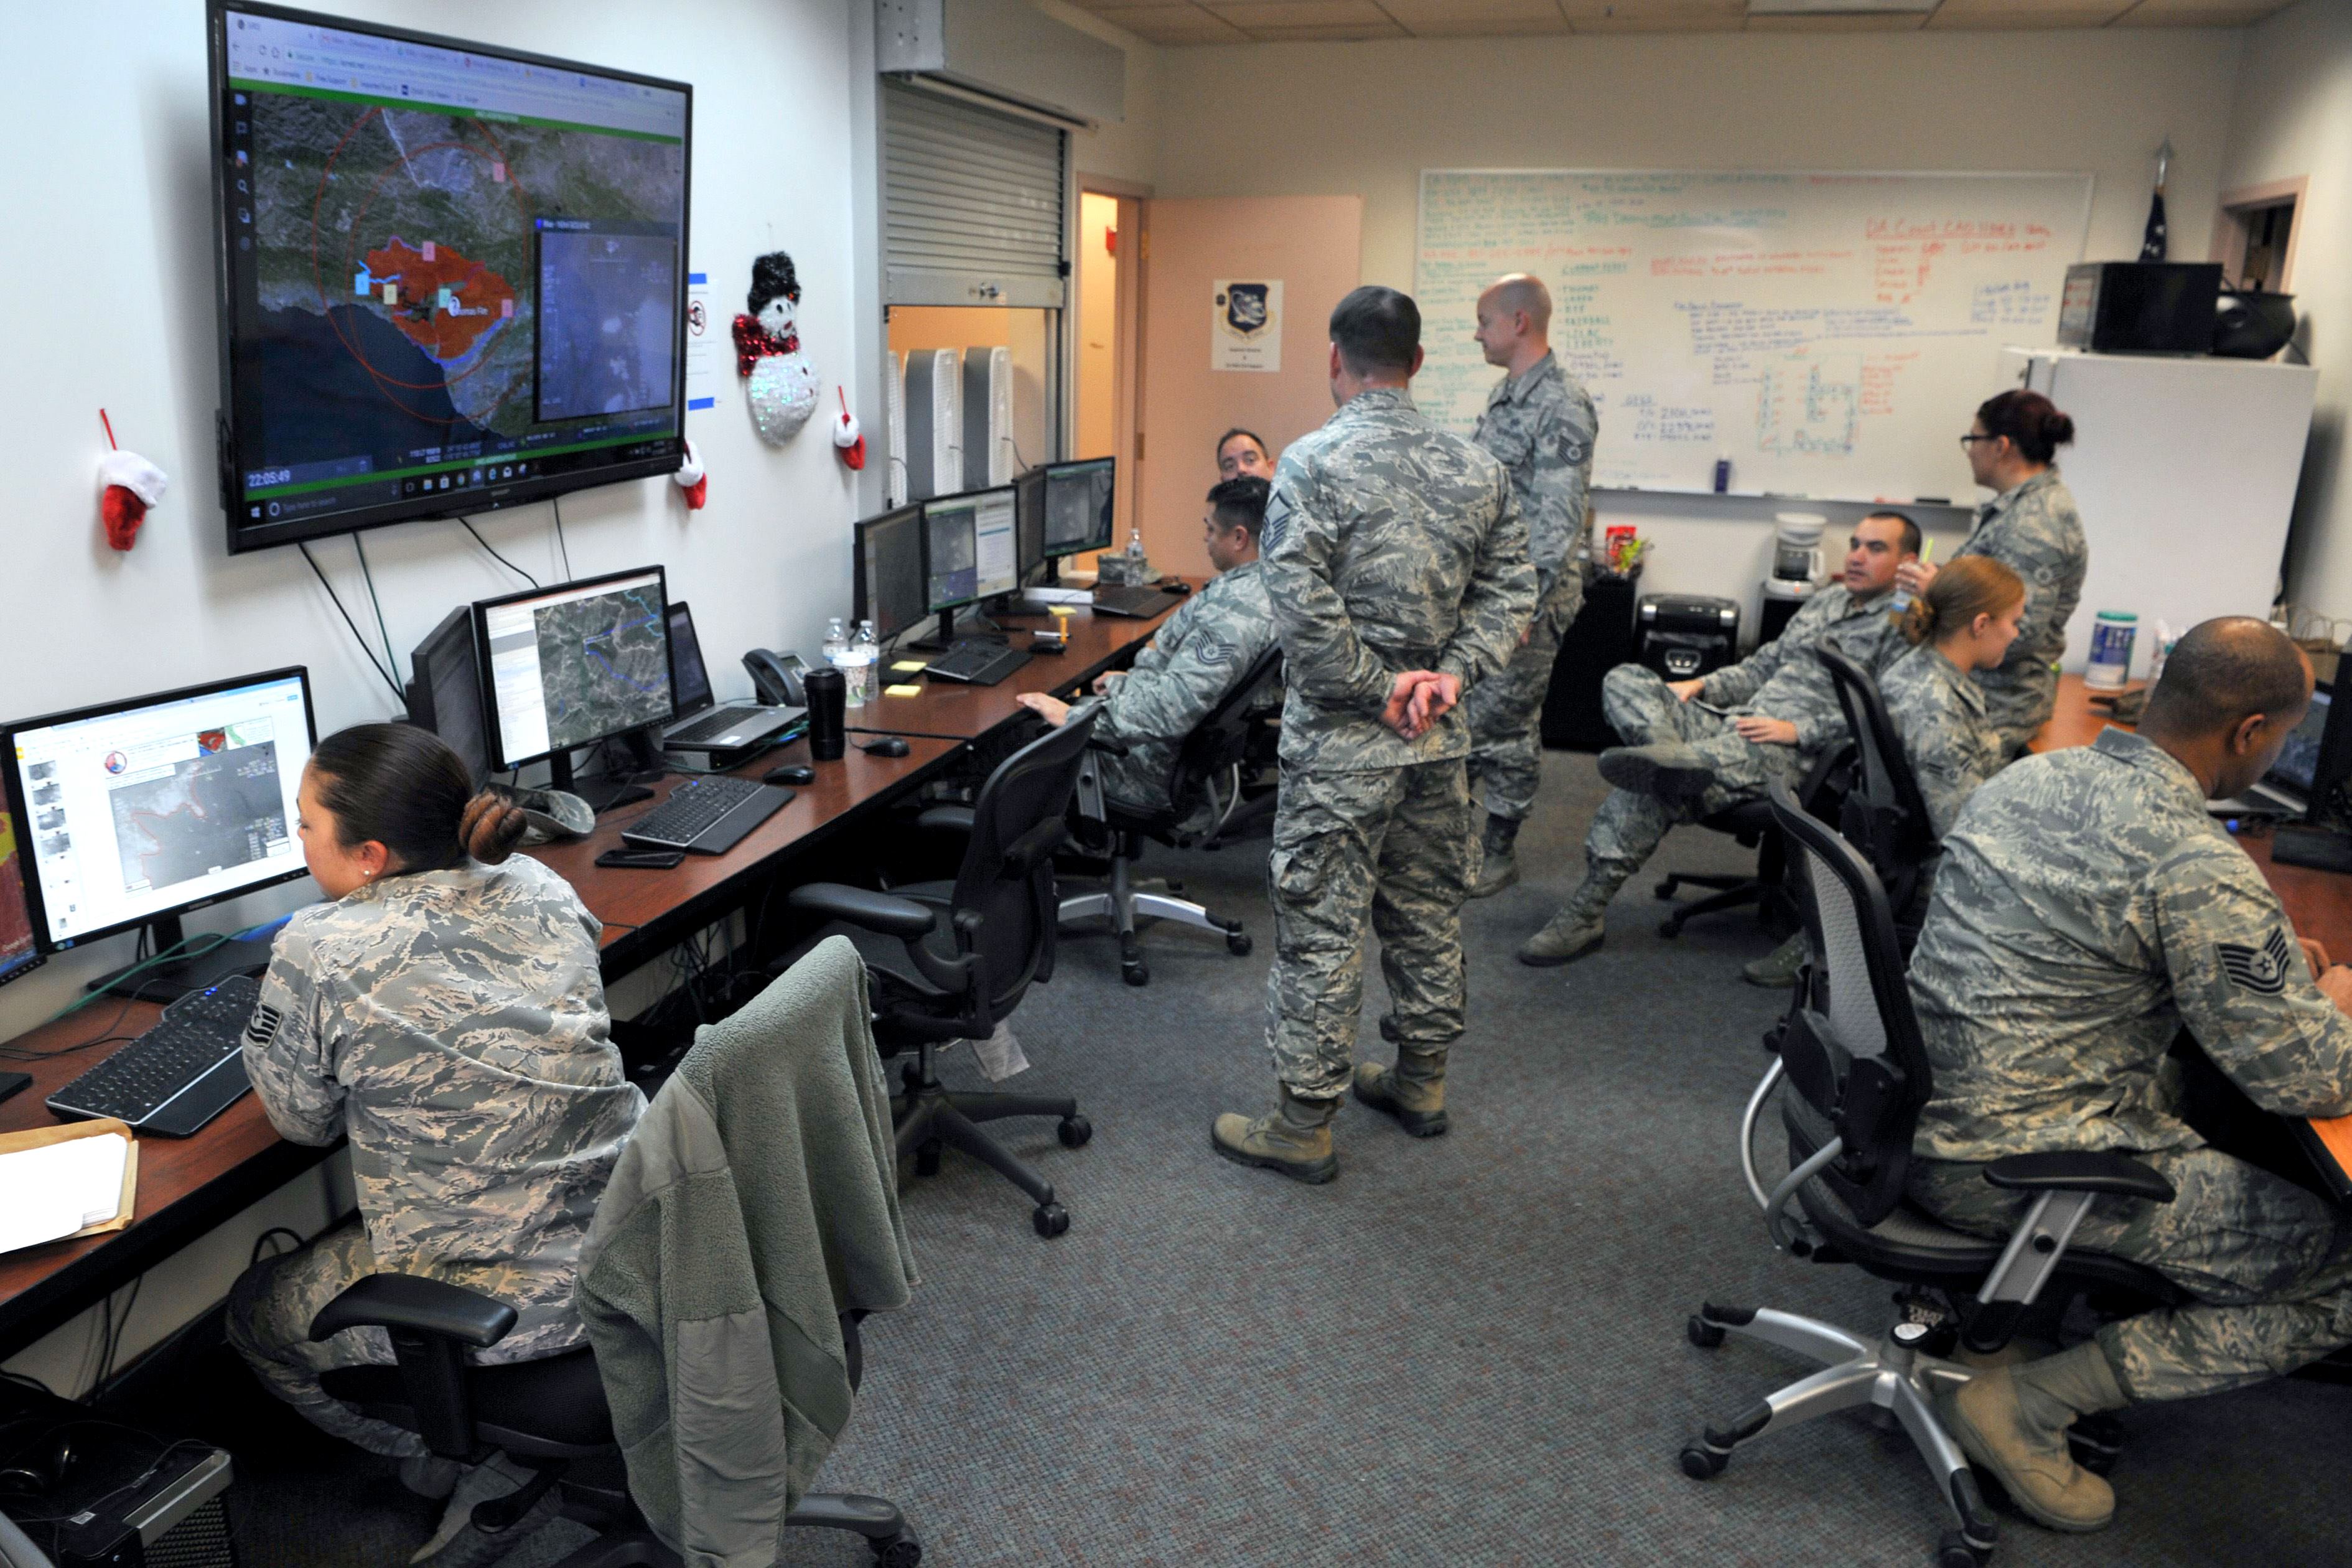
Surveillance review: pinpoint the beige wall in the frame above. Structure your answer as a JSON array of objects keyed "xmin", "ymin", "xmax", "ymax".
[
  {"xmin": 1146, "ymin": 26, "xmax": 2249, "ymax": 627},
  {"xmin": 2220, "ymin": 0, "xmax": 2352, "ymax": 617},
  {"xmin": 1040, "ymin": 0, "xmax": 1164, "ymax": 190}
]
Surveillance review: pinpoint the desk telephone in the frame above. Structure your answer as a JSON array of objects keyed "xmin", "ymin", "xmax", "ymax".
[{"xmin": 744, "ymin": 650, "xmax": 810, "ymax": 707}]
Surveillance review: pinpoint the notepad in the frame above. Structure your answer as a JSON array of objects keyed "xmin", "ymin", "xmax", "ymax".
[
  {"xmin": 884, "ymin": 684, "xmax": 923, "ymax": 698},
  {"xmin": 890, "ymin": 660, "xmax": 929, "ymax": 674},
  {"xmin": 0, "ymin": 1131, "xmax": 131, "ymax": 1255}
]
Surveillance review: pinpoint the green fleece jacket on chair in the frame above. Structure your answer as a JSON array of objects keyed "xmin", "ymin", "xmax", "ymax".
[{"xmin": 574, "ymin": 936, "xmax": 917, "ymax": 1567}]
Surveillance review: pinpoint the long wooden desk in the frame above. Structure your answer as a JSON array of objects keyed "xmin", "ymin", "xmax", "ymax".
[
  {"xmin": 0, "ymin": 595, "xmax": 1180, "ymax": 1363},
  {"xmin": 850, "ymin": 594, "xmax": 1192, "ymax": 742}
]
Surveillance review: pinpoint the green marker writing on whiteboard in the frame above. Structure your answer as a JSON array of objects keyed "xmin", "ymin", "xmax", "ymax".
[{"xmin": 1892, "ymin": 536, "xmax": 1933, "ymax": 614}]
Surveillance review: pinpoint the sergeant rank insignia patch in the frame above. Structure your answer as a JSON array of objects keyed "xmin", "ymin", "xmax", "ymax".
[{"xmin": 2216, "ymin": 929, "xmax": 2294, "ymax": 996}]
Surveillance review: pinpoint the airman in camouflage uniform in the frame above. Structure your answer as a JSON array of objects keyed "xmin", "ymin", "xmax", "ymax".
[
  {"xmin": 1951, "ymin": 467, "xmax": 2086, "ymax": 753},
  {"xmin": 1088, "ymin": 561, "xmax": 1276, "ymax": 813},
  {"xmin": 1904, "ymin": 620, "xmax": 2352, "ymax": 1531},
  {"xmin": 1215, "ymin": 287, "xmax": 1535, "ymax": 1182},
  {"xmin": 1878, "ymin": 642, "xmax": 2003, "ymax": 842},
  {"xmin": 228, "ymin": 853, "xmax": 645, "ymax": 1458},
  {"xmin": 1460, "ymin": 281, "xmax": 1597, "ymax": 897},
  {"xmin": 1519, "ymin": 514, "xmax": 1916, "ymax": 966}
]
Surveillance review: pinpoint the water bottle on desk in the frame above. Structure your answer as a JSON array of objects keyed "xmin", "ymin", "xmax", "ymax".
[
  {"xmin": 823, "ymin": 617, "xmax": 864, "ymax": 706},
  {"xmin": 850, "ymin": 620, "xmax": 879, "ymax": 707}
]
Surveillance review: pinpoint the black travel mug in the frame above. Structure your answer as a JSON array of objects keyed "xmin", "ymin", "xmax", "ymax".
[{"xmin": 805, "ymin": 666, "xmax": 847, "ymax": 760}]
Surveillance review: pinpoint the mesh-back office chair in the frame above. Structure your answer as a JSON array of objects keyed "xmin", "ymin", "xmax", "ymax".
[
  {"xmin": 1679, "ymin": 779, "xmax": 2183, "ymax": 1568},
  {"xmin": 1817, "ymin": 646, "xmax": 1939, "ymax": 925},
  {"xmin": 1653, "ymin": 747, "xmax": 1848, "ymax": 940},
  {"xmin": 1060, "ymin": 646, "xmax": 1283, "ymax": 986},
  {"xmin": 308, "ymin": 1290, "xmax": 916, "ymax": 1568},
  {"xmin": 788, "ymin": 715, "xmax": 1097, "ymax": 1238}
]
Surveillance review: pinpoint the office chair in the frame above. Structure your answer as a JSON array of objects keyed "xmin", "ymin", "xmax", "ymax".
[
  {"xmin": 788, "ymin": 714, "xmax": 1097, "ymax": 1238},
  {"xmin": 1059, "ymin": 645, "xmax": 1283, "ymax": 986},
  {"xmin": 307, "ymin": 1286, "xmax": 917, "ymax": 1568},
  {"xmin": 1653, "ymin": 747, "xmax": 1846, "ymax": 939},
  {"xmin": 1816, "ymin": 645, "xmax": 1939, "ymax": 925},
  {"xmin": 1679, "ymin": 778, "xmax": 2183, "ymax": 1568}
]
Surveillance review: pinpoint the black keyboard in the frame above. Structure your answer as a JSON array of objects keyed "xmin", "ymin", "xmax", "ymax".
[
  {"xmin": 50, "ymin": 974, "xmax": 259, "ymax": 1137},
  {"xmin": 620, "ymin": 776, "xmax": 793, "ymax": 854},
  {"xmin": 925, "ymin": 642, "xmax": 1033, "ymax": 686},
  {"xmin": 1091, "ymin": 584, "xmax": 1180, "ymax": 618}
]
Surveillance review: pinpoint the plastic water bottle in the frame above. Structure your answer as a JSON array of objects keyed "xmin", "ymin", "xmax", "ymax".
[
  {"xmin": 850, "ymin": 620, "xmax": 880, "ymax": 707},
  {"xmin": 822, "ymin": 617, "xmax": 853, "ymax": 702}
]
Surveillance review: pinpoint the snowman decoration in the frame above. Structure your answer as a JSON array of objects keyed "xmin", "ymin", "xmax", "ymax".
[{"xmin": 732, "ymin": 252, "xmax": 819, "ymax": 444}]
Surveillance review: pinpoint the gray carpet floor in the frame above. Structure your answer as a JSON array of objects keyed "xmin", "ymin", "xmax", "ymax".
[{"xmin": 161, "ymin": 752, "xmax": 2352, "ymax": 1566}]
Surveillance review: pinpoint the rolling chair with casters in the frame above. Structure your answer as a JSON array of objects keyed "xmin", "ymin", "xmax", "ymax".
[
  {"xmin": 1679, "ymin": 778, "xmax": 2183, "ymax": 1568},
  {"xmin": 1816, "ymin": 645, "xmax": 1939, "ymax": 932},
  {"xmin": 1059, "ymin": 646, "xmax": 1283, "ymax": 986},
  {"xmin": 788, "ymin": 714, "xmax": 1098, "ymax": 1238},
  {"xmin": 305, "ymin": 1284, "xmax": 919, "ymax": 1567},
  {"xmin": 1653, "ymin": 745, "xmax": 1847, "ymax": 940}
]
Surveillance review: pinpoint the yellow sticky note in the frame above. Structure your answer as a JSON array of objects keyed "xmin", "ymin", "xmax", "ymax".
[
  {"xmin": 890, "ymin": 660, "xmax": 928, "ymax": 673},
  {"xmin": 884, "ymin": 683, "xmax": 923, "ymax": 698},
  {"xmin": 1048, "ymin": 605, "xmax": 1074, "ymax": 620}
]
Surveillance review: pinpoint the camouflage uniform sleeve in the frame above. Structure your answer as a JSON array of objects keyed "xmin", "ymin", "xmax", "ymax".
[
  {"xmin": 240, "ymin": 926, "xmax": 348, "ymax": 1147},
  {"xmin": 1699, "ymin": 591, "xmax": 1825, "ymax": 707},
  {"xmin": 1526, "ymin": 388, "xmax": 1598, "ymax": 589},
  {"xmin": 1096, "ymin": 587, "xmax": 1262, "ymax": 747},
  {"xmin": 2154, "ymin": 843, "xmax": 2352, "ymax": 1118},
  {"xmin": 1888, "ymin": 678, "xmax": 1997, "ymax": 841},
  {"xmin": 1436, "ymin": 472, "xmax": 1536, "ymax": 691},
  {"xmin": 1261, "ymin": 451, "xmax": 1394, "ymax": 717}
]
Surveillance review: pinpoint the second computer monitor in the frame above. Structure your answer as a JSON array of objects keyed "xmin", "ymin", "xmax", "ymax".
[
  {"xmin": 922, "ymin": 487, "xmax": 1018, "ymax": 612},
  {"xmin": 1042, "ymin": 457, "xmax": 1116, "ymax": 559},
  {"xmin": 854, "ymin": 505, "xmax": 929, "ymax": 642},
  {"xmin": 474, "ymin": 567, "xmax": 675, "ymax": 772}
]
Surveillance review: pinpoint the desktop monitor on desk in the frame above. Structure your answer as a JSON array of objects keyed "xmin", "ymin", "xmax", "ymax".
[
  {"xmin": 406, "ymin": 607, "xmax": 492, "ymax": 787},
  {"xmin": 0, "ymin": 810, "xmax": 41, "ymax": 990},
  {"xmin": 1041, "ymin": 457, "xmax": 1116, "ymax": 561},
  {"xmin": 472, "ymin": 566, "xmax": 675, "ymax": 810},
  {"xmin": 1, "ymin": 669, "xmax": 318, "ymax": 998},
  {"xmin": 918, "ymin": 487, "xmax": 1017, "ymax": 641},
  {"xmin": 854, "ymin": 505, "xmax": 928, "ymax": 644}
]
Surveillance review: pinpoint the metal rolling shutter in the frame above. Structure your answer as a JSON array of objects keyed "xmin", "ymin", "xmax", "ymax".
[{"xmin": 882, "ymin": 80, "xmax": 1066, "ymax": 309}]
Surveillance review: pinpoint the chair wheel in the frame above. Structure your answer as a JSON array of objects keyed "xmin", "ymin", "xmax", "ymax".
[
  {"xmin": 915, "ymin": 1139, "xmax": 942, "ymax": 1177},
  {"xmin": 1226, "ymin": 930, "xmax": 1253, "ymax": 956},
  {"xmin": 1058, "ymin": 1115, "xmax": 1092, "ymax": 1149},
  {"xmin": 873, "ymin": 1531, "xmax": 922, "ymax": 1567},
  {"xmin": 1033, "ymin": 1202, "xmax": 1070, "ymax": 1238},
  {"xmin": 1658, "ymin": 917, "xmax": 1687, "ymax": 939},
  {"xmin": 1936, "ymin": 1528, "xmax": 1990, "ymax": 1567},
  {"xmin": 1122, "ymin": 961, "xmax": 1149, "ymax": 986},
  {"xmin": 1687, "ymin": 1315, "xmax": 1726, "ymax": 1349},
  {"xmin": 1678, "ymin": 1443, "xmax": 1727, "ymax": 1479}
]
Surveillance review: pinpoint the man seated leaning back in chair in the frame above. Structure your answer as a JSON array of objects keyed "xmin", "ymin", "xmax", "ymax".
[
  {"xmin": 1906, "ymin": 615, "xmax": 2352, "ymax": 1536},
  {"xmin": 1017, "ymin": 476, "xmax": 1277, "ymax": 822}
]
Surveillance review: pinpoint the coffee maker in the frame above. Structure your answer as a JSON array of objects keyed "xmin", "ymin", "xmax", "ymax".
[{"xmin": 1760, "ymin": 511, "xmax": 1826, "ymax": 643}]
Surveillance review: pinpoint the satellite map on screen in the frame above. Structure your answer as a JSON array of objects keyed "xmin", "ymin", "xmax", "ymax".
[
  {"xmin": 108, "ymin": 732, "xmax": 289, "ymax": 897},
  {"xmin": 535, "ymin": 584, "xmax": 672, "ymax": 752}
]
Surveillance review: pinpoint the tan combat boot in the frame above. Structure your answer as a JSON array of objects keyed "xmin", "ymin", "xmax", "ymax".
[
  {"xmin": 1741, "ymin": 932, "xmax": 1807, "ymax": 989},
  {"xmin": 1465, "ymin": 814, "xmax": 1521, "ymax": 899},
  {"xmin": 1353, "ymin": 1046, "xmax": 1449, "ymax": 1137},
  {"xmin": 1597, "ymin": 742, "xmax": 1715, "ymax": 806},
  {"xmin": 1519, "ymin": 879, "xmax": 1610, "ymax": 967},
  {"xmin": 1938, "ymin": 1342, "xmax": 2128, "ymax": 1533},
  {"xmin": 1211, "ymin": 1086, "xmax": 1339, "ymax": 1184}
]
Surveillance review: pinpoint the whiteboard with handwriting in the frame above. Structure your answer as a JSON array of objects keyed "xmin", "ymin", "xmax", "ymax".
[{"xmin": 1416, "ymin": 170, "xmax": 2094, "ymax": 503}]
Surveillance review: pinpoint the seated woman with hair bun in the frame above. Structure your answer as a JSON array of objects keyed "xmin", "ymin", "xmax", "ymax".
[
  {"xmin": 225, "ymin": 723, "xmax": 644, "ymax": 1538},
  {"xmin": 1899, "ymin": 388, "xmax": 2087, "ymax": 757},
  {"xmin": 1882, "ymin": 553, "xmax": 2028, "ymax": 846}
]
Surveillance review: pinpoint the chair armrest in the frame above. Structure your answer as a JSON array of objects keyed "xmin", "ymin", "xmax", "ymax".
[
  {"xmin": 310, "ymin": 1273, "xmax": 518, "ymax": 1349},
  {"xmin": 788, "ymin": 882, "xmax": 938, "ymax": 939},
  {"xmin": 915, "ymin": 805, "xmax": 975, "ymax": 838},
  {"xmin": 1984, "ymin": 1152, "xmax": 2176, "ymax": 1203},
  {"xmin": 1085, "ymin": 734, "xmax": 1131, "ymax": 757}
]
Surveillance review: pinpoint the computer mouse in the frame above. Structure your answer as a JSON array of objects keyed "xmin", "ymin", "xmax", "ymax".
[
  {"xmin": 765, "ymin": 763, "xmax": 817, "ymax": 786},
  {"xmin": 861, "ymin": 736, "xmax": 912, "ymax": 758}
]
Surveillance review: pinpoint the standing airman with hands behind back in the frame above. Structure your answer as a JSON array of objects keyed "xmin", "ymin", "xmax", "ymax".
[{"xmin": 1212, "ymin": 286, "xmax": 1535, "ymax": 1184}]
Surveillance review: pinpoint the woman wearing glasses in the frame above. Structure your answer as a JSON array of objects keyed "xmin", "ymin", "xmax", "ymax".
[{"xmin": 1898, "ymin": 389, "xmax": 2086, "ymax": 757}]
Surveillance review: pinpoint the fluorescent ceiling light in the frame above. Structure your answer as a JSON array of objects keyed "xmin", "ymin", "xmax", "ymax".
[{"xmin": 1747, "ymin": 0, "xmax": 1937, "ymax": 12}]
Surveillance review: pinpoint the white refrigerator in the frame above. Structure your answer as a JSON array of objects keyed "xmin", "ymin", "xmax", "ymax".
[{"xmin": 1997, "ymin": 347, "xmax": 2318, "ymax": 682}]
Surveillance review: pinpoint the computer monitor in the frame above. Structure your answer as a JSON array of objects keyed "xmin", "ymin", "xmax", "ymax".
[
  {"xmin": 854, "ymin": 505, "xmax": 928, "ymax": 643},
  {"xmin": 210, "ymin": 4, "xmax": 693, "ymax": 554},
  {"xmin": 1042, "ymin": 457, "xmax": 1116, "ymax": 559},
  {"xmin": 472, "ymin": 567, "xmax": 674, "ymax": 803},
  {"xmin": 665, "ymin": 601, "xmax": 715, "ymax": 716},
  {"xmin": 922, "ymin": 487, "xmax": 1019, "ymax": 616},
  {"xmin": 406, "ymin": 607, "xmax": 492, "ymax": 788},
  {"xmin": 2, "ymin": 669, "xmax": 317, "ymax": 995},
  {"xmin": 1014, "ymin": 467, "xmax": 1048, "ymax": 581},
  {"xmin": 0, "ymin": 810, "xmax": 42, "ymax": 990}
]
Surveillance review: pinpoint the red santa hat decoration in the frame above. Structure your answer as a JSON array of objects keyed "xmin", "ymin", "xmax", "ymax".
[
  {"xmin": 672, "ymin": 437, "xmax": 708, "ymax": 511},
  {"xmin": 96, "ymin": 411, "xmax": 166, "ymax": 552}
]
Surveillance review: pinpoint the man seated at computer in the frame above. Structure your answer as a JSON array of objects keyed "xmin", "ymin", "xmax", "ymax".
[
  {"xmin": 1517, "ymin": 511, "xmax": 1919, "ymax": 967},
  {"xmin": 1905, "ymin": 617, "xmax": 2352, "ymax": 1537},
  {"xmin": 1017, "ymin": 477, "xmax": 1274, "ymax": 816},
  {"xmin": 227, "ymin": 724, "xmax": 645, "ymax": 1562}
]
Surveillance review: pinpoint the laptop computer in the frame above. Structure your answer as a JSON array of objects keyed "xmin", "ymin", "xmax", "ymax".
[
  {"xmin": 2211, "ymin": 683, "xmax": 2333, "ymax": 817},
  {"xmin": 659, "ymin": 601, "xmax": 806, "ymax": 754}
]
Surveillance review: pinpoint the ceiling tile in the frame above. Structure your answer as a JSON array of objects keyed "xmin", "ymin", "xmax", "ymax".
[
  {"xmin": 1383, "ymin": 0, "xmax": 1571, "ymax": 34},
  {"xmin": 1239, "ymin": 19, "xmax": 1414, "ymax": 35},
  {"xmin": 1561, "ymin": 1, "xmax": 1743, "ymax": 29},
  {"xmin": 2114, "ymin": 0, "xmax": 2292, "ymax": 22},
  {"xmin": 1204, "ymin": 0, "xmax": 1396, "ymax": 24},
  {"xmin": 1745, "ymin": 11, "xmax": 1931, "ymax": 26},
  {"xmin": 1105, "ymin": 4, "xmax": 1254, "ymax": 39},
  {"xmin": 1926, "ymin": 0, "xmax": 2132, "ymax": 26}
]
